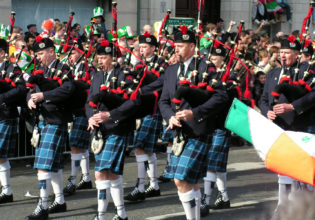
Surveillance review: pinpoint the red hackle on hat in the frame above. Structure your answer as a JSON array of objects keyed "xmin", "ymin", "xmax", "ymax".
[
  {"xmin": 35, "ymin": 35, "xmax": 43, "ymax": 43},
  {"xmin": 288, "ymin": 35, "xmax": 296, "ymax": 44},
  {"xmin": 101, "ymin": 40, "xmax": 109, "ymax": 47},
  {"xmin": 180, "ymin": 25, "xmax": 188, "ymax": 35},
  {"xmin": 144, "ymin": 31, "xmax": 151, "ymax": 38}
]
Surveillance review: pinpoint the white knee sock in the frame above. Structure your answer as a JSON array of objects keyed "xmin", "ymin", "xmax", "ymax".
[
  {"xmin": 0, "ymin": 161, "xmax": 12, "ymax": 195},
  {"xmin": 204, "ymin": 171, "xmax": 216, "ymax": 205},
  {"xmin": 216, "ymin": 172, "xmax": 229, "ymax": 201},
  {"xmin": 110, "ymin": 176, "xmax": 127, "ymax": 219},
  {"xmin": 37, "ymin": 172, "xmax": 52, "ymax": 209},
  {"xmin": 80, "ymin": 150, "xmax": 91, "ymax": 182},
  {"xmin": 178, "ymin": 189, "xmax": 196, "ymax": 220},
  {"xmin": 147, "ymin": 153, "xmax": 159, "ymax": 190},
  {"xmin": 71, "ymin": 153, "xmax": 82, "ymax": 184},
  {"xmin": 278, "ymin": 184, "xmax": 291, "ymax": 206},
  {"xmin": 136, "ymin": 154, "xmax": 149, "ymax": 192},
  {"xmin": 278, "ymin": 175, "xmax": 293, "ymax": 206},
  {"xmin": 195, "ymin": 189, "xmax": 201, "ymax": 220},
  {"xmin": 96, "ymin": 180, "xmax": 111, "ymax": 220},
  {"xmin": 51, "ymin": 169, "xmax": 65, "ymax": 204},
  {"xmin": 166, "ymin": 146, "xmax": 172, "ymax": 163}
]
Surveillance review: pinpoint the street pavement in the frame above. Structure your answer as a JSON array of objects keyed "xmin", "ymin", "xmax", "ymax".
[{"xmin": 0, "ymin": 145, "xmax": 278, "ymax": 220}]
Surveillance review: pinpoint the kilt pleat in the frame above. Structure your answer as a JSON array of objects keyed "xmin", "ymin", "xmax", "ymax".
[
  {"xmin": 94, "ymin": 134, "xmax": 127, "ymax": 175},
  {"xmin": 207, "ymin": 129, "xmax": 231, "ymax": 172},
  {"xmin": 0, "ymin": 119, "xmax": 18, "ymax": 159},
  {"xmin": 69, "ymin": 116, "xmax": 90, "ymax": 149},
  {"xmin": 34, "ymin": 122, "xmax": 67, "ymax": 171},
  {"xmin": 164, "ymin": 135, "xmax": 212, "ymax": 184},
  {"xmin": 133, "ymin": 113, "xmax": 163, "ymax": 153}
]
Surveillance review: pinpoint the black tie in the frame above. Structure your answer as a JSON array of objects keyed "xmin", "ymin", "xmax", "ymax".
[
  {"xmin": 103, "ymin": 72, "xmax": 108, "ymax": 84},
  {"xmin": 178, "ymin": 62, "xmax": 185, "ymax": 82}
]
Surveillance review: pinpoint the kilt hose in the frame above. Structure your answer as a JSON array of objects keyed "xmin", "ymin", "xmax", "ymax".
[
  {"xmin": 94, "ymin": 134, "xmax": 127, "ymax": 175},
  {"xmin": 207, "ymin": 129, "xmax": 231, "ymax": 172},
  {"xmin": 165, "ymin": 135, "xmax": 212, "ymax": 184},
  {"xmin": 133, "ymin": 113, "xmax": 163, "ymax": 153},
  {"xmin": 0, "ymin": 118, "xmax": 18, "ymax": 159},
  {"xmin": 69, "ymin": 116, "xmax": 90, "ymax": 149},
  {"xmin": 34, "ymin": 121, "xmax": 67, "ymax": 171}
]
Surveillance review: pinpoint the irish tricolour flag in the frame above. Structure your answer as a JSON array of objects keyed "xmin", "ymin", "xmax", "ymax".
[{"xmin": 225, "ymin": 98, "xmax": 315, "ymax": 186}]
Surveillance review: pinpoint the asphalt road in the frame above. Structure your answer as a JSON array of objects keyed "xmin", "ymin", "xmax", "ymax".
[{"xmin": 0, "ymin": 145, "xmax": 279, "ymax": 220}]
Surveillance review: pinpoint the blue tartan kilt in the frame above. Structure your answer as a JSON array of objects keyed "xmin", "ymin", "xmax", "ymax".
[
  {"xmin": 133, "ymin": 113, "xmax": 163, "ymax": 153},
  {"xmin": 34, "ymin": 121, "xmax": 67, "ymax": 171},
  {"xmin": 69, "ymin": 116, "xmax": 90, "ymax": 149},
  {"xmin": 0, "ymin": 118, "xmax": 18, "ymax": 159},
  {"xmin": 161, "ymin": 125, "xmax": 174, "ymax": 143},
  {"xmin": 164, "ymin": 135, "xmax": 212, "ymax": 184},
  {"xmin": 207, "ymin": 129, "xmax": 231, "ymax": 172},
  {"xmin": 94, "ymin": 135, "xmax": 127, "ymax": 175}
]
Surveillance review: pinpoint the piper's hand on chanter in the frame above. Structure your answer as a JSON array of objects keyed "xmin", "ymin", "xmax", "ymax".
[
  {"xmin": 176, "ymin": 109, "xmax": 194, "ymax": 121},
  {"xmin": 31, "ymin": 92, "xmax": 44, "ymax": 103},
  {"xmin": 166, "ymin": 115, "xmax": 182, "ymax": 131},
  {"xmin": 88, "ymin": 117, "xmax": 99, "ymax": 131},
  {"xmin": 267, "ymin": 110, "xmax": 277, "ymax": 121},
  {"xmin": 27, "ymin": 99, "xmax": 37, "ymax": 109},
  {"xmin": 273, "ymin": 103, "xmax": 294, "ymax": 114},
  {"xmin": 91, "ymin": 112, "xmax": 110, "ymax": 124}
]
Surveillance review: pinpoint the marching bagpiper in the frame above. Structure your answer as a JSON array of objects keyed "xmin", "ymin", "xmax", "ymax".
[
  {"xmin": 124, "ymin": 32, "xmax": 164, "ymax": 202},
  {"xmin": 159, "ymin": 26, "xmax": 229, "ymax": 220},
  {"xmin": 259, "ymin": 35, "xmax": 315, "ymax": 216},
  {"xmin": 63, "ymin": 38, "xmax": 94, "ymax": 196},
  {"xmin": 198, "ymin": 43, "xmax": 232, "ymax": 217},
  {"xmin": 0, "ymin": 38, "xmax": 27, "ymax": 204},
  {"xmin": 86, "ymin": 40, "xmax": 134, "ymax": 220},
  {"xmin": 26, "ymin": 36, "xmax": 75, "ymax": 220}
]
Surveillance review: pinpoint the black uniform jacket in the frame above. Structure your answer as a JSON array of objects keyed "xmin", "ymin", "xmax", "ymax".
[
  {"xmin": 85, "ymin": 65, "xmax": 135, "ymax": 136},
  {"xmin": 159, "ymin": 58, "xmax": 229, "ymax": 138},
  {"xmin": 259, "ymin": 62, "xmax": 315, "ymax": 130},
  {"xmin": 26, "ymin": 59, "xmax": 75, "ymax": 125}
]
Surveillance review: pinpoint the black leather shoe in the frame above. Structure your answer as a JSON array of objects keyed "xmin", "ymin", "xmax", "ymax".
[
  {"xmin": 124, "ymin": 188, "xmax": 145, "ymax": 202},
  {"xmin": 26, "ymin": 205, "xmax": 48, "ymax": 220},
  {"xmin": 158, "ymin": 175, "xmax": 171, "ymax": 183},
  {"xmin": 213, "ymin": 193, "xmax": 230, "ymax": 209},
  {"xmin": 0, "ymin": 192, "xmax": 13, "ymax": 204},
  {"xmin": 63, "ymin": 180, "xmax": 76, "ymax": 196},
  {"xmin": 144, "ymin": 186, "xmax": 160, "ymax": 198},
  {"xmin": 112, "ymin": 214, "xmax": 128, "ymax": 220},
  {"xmin": 76, "ymin": 177, "xmax": 92, "ymax": 190},
  {"xmin": 48, "ymin": 201, "xmax": 67, "ymax": 213},
  {"xmin": 200, "ymin": 195, "xmax": 210, "ymax": 217}
]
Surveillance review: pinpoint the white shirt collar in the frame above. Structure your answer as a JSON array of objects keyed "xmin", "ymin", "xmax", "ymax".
[
  {"xmin": 177, "ymin": 56, "xmax": 194, "ymax": 77},
  {"xmin": 183, "ymin": 56, "xmax": 194, "ymax": 72}
]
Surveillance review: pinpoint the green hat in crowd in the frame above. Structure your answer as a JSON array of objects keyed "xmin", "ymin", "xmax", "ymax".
[
  {"xmin": 85, "ymin": 24, "xmax": 102, "ymax": 38},
  {"xmin": 118, "ymin": 25, "xmax": 135, "ymax": 39},
  {"xmin": 91, "ymin": 7, "xmax": 105, "ymax": 22}
]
